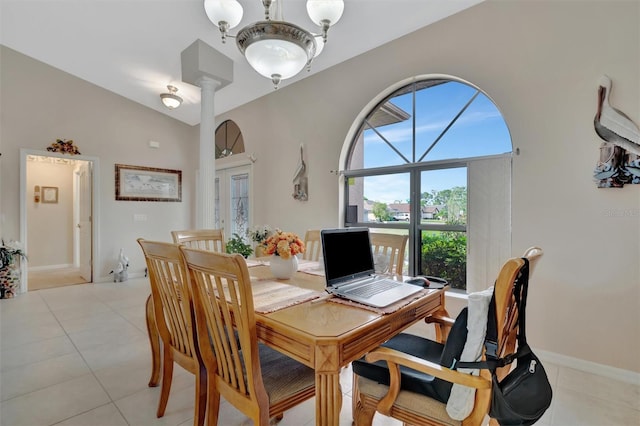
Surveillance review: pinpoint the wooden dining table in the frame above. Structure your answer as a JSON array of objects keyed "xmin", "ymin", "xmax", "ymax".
[{"xmin": 145, "ymin": 259, "xmax": 447, "ymax": 426}]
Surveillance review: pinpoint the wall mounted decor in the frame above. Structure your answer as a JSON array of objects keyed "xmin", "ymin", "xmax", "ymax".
[
  {"xmin": 115, "ymin": 164, "xmax": 182, "ymax": 202},
  {"xmin": 593, "ymin": 76, "xmax": 640, "ymax": 187},
  {"xmin": 292, "ymin": 145, "xmax": 308, "ymax": 201},
  {"xmin": 46, "ymin": 138, "xmax": 81, "ymax": 155},
  {"xmin": 41, "ymin": 186, "xmax": 58, "ymax": 203}
]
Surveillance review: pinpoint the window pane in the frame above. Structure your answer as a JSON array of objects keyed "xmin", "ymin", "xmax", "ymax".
[
  {"xmin": 362, "ymin": 126, "xmax": 410, "ymax": 168},
  {"xmin": 230, "ymin": 172, "xmax": 249, "ymax": 238},
  {"xmin": 346, "ymin": 173, "xmax": 410, "ymax": 223},
  {"xmin": 420, "ymin": 168, "xmax": 467, "ymax": 225},
  {"xmin": 424, "ymin": 93, "xmax": 511, "ymax": 161},
  {"xmin": 420, "ymin": 230, "xmax": 467, "ymax": 290},
  {"xmin": 414, "ymin": 81, "xmax": 477, "ymax": 160}
]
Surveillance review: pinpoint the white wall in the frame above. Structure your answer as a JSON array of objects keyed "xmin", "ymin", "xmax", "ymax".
[
  {"xmin": 0, "ymin": 45, "xmax": 198, "ymax": 279},
  {"xmin": 26, "ymin": 160, "xmax": 75, "ymax": 267},
  {"xmin": 214, "ymin": 1, "xmax": 640, "ymax": 373},
  {"xmin": 1, "ymin": 0, "xmax": 638, "ymax": 374}
]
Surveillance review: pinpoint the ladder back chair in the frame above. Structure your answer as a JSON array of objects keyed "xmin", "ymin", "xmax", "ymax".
[
  {"xmin": 171, "ymin": 228, "xmax": 226, "ymax": 252},
  {"xmin": 137, "ymin": 239, "xmax": 206, "ymax": 426},
  {"xmin": 180, "ymin": 247, "xmax": 316, "ymax": 426},
  {"xmin": 352, "ymin": 254, "xmax": 536, "ymax": 426},
  {"xmin": 302, "ymin": 229, "xmax": 321, "ymax": 261},
  {"xmin": 426, "ymin": 246, "xmax": 544, "ymax": 343},
  {"xmin": 369, "ymin": 232, "xmax": 409, "ymax": 275}
]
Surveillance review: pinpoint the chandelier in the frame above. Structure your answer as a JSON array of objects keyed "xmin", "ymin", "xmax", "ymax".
[{"xmin": 204, "ymin": 0, "xmax": 344, "ymax": 88}]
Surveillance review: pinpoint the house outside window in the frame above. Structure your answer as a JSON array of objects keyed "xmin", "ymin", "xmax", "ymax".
[{"xmin": 343, "ymin": 76, "xmax": 512, "ymax": 292}]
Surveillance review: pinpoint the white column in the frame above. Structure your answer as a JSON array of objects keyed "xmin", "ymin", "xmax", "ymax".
[{"xmin": 197, "ymin": 77, "xmax": 221, "ymax": 228}]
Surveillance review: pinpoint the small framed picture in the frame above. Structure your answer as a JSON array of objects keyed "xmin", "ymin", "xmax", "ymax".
[{"xmin": 41, "ymin": 186, "xmax": 59, "ymax": 204}]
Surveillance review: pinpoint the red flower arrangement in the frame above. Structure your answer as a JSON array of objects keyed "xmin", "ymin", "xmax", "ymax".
[{"xmin": 263, "ymin": 230, "xmax": 305, "ymax": 259}]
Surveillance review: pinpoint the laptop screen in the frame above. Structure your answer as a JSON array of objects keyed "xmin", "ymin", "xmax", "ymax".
[{"xmin": 321, "ymin": 227, "xmax": 375, "ymax": 286}]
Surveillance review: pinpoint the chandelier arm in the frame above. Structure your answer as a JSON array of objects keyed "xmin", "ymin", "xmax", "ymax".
[
  {"xmin": 218, "ymin": 21, "xmax": 229, "ymax": 43},
  {"xmin": 320, "ymin": 19, "xmax": 331, "ymax": 43},
  {"xmin": 262, "ymin": 0, "xmax": 272, "ymax": 20}
]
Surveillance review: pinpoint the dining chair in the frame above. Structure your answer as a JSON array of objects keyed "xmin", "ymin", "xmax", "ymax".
[
  {"xmin": 137, "ymin": 239, "xmax": 206, "ymax": 426},
  {"xmin": 522, "ymin": 246, "xmax": 543, "ymax": 277},
  {"xmin": 180, "ymin": 247, "xmax": 316, "ymax": 426},
  {"xmin": 369, "ymin": 232, "xmax": 408, "ymax": 275},
  {"xmin": 302, "ymin": 229, "xmax": 321, "ymax": 261},
  {"xmin": 426, "ymin": 246, "xmax": 545, "ymax": 343},
  {"xmin": 171, "ymin": 228, "xmax": 226, "ymax": 252},
  {"xmin": 352, "ymin": 254, "xmax": 535, "ymax": 426},
  {"xmin": 146, "ymin": 228, "xmax": 225, "ymax": 390}
]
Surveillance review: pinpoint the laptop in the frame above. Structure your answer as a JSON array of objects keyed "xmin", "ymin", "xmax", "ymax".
[{"xmin": 320, "ymin": 227, "xmax": 422, "ymax": 308}]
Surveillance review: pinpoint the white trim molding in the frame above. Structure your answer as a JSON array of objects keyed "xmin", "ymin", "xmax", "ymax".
[{"xmin": 536, "ymin": 349, "xmax": 640, "ymax": 386}]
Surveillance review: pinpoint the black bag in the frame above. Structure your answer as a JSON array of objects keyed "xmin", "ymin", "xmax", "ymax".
[
  {"xmin": 458, "ymin": 258, "xmax": 552, "ymax": 425},
  {"xmin": 490, "ymin": 343, "xmax": 552, "ymax": 425}
]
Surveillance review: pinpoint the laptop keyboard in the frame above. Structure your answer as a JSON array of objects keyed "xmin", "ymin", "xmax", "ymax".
[{"xmin": 344, "ymin": 278, "xmax": 402, "ymax": 298}]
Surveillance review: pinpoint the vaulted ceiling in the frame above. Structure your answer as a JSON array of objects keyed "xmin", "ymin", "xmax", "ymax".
[{"xmin": 0, "ymin": 0, "xmax": 483, "ymax": 125}]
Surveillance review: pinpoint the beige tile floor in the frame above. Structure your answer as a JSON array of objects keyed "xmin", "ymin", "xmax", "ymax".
[{"xmin": 1, "ymin": 277, "xmax": 639, "ymax": 426}]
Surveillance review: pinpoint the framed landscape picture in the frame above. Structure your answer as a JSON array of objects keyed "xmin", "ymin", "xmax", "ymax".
[{"xmin": 115, "ymin": 164, "xmax": 182, "ymax": 202}]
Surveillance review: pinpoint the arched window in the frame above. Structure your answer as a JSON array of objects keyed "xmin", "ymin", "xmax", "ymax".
[
  {"xmin": 343, "ymin": 76, "xmax": 512, "ymax": 292},
  {"xmin": 215, "ymin": 119, "xmax": 245, "ymax": 159}
]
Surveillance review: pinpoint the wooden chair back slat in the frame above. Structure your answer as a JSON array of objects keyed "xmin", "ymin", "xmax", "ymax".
[
  {"xmin": 370, "ymin": 232, "xmax": 408, "ymax": 275},
  {"xmin": 181, "ymin": 247, "xmax": 269, "ymax": 419},
  {"xmin": 302, "ymin": 229, "xmax": 321, "ymax": 261},
  {"xmin": 137, "ymin": 239, "xmax": 205, "ymax": 424},
  {"xmin": 140, "ymin": 240, "xmax": 195, "ymax": 357},
  {"xmin": 171, "ymin": 229, "xmax": 226, "ymax": 252}
]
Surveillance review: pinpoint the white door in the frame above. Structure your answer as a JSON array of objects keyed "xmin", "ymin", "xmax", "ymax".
[
  {"xmin": 77, "ymin": 162, "xmax": 93, "ymax": 281},
  {"xmin": 215, "ymin": 165, "xmax": 251, "ymax": 242}
]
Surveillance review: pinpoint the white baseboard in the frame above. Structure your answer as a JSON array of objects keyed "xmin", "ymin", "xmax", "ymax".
[
  {"xmin": 28, "ymin": 264, "xmax": 74, "ymax": 272},
  {"xmin": 96, "ymin": 271, "xmax": 147, "ymax": 283},
  {"xmin": 536, "ymin": 348, "xmax": 640, "ymax": 385},
  {"xmin": 444, "ymin": 292, "xmax": 640, "ymax": 385}
]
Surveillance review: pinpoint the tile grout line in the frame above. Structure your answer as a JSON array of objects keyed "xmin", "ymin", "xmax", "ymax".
[{"xmin": 40, "ymin": 288, "xmax": 133, "ymax": 426}]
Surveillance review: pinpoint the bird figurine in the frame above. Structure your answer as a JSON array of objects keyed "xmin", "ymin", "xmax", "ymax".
[
  {"xmin": 594, "ymin": 75, "xmax": 640, "ymax": 156},
  {"xmin": 118, "ymin": 248, "xmax": 129, "ymax": 269}
]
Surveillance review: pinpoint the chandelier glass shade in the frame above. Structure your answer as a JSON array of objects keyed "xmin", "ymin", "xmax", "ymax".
[
  {"xmin": 204, "ymin": 0, "xmax": 344, "ymax": 88},
  {"xmin": 160, "ymin": 85, "xmax": 183, "ymax": 109}
]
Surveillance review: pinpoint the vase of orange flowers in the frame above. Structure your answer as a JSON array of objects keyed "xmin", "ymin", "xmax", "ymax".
[{"xmin": 264, "ymin": 230, "xmax": 305, "ymax": 279}]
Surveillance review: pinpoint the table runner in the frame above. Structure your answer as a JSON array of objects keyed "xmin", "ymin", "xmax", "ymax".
[
  {"xmin": 296, "ymin": 259, "xmax": 325, "ymax": 276},
  {"xmin": 251, "ymin": 279, "xmax": 325, "ymax": 313}
]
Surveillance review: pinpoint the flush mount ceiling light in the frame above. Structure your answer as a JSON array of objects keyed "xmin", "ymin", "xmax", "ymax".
[
  {"xmin": 204, "ymin": 0, "xmax": 344, "ymax": 88},
  {"xmin": 160, "ymin": 85, "xmax": 183, "ymax": 109}
]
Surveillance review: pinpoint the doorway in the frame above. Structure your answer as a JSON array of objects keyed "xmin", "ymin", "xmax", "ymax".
[{"xmin": 20, "ymin": 149, "xmax": 99, "ymax": 292}]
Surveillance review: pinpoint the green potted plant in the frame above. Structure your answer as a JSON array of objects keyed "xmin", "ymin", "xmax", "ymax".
[
  {"xmin": 225, "ymin": 233, "xmax": 253, "ymax": 258},
  {"xmin": 1, "ymin": 239, "xmax": 27, "ymax": 299},
  {"xmin": 247, "ymin": 224, "xmax": 273, "ymax": 257}
]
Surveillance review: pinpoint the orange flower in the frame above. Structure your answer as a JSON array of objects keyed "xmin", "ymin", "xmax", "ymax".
[{"xmin": 263, "ymin": 230, "xmax": 305, "ymax": 259}]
